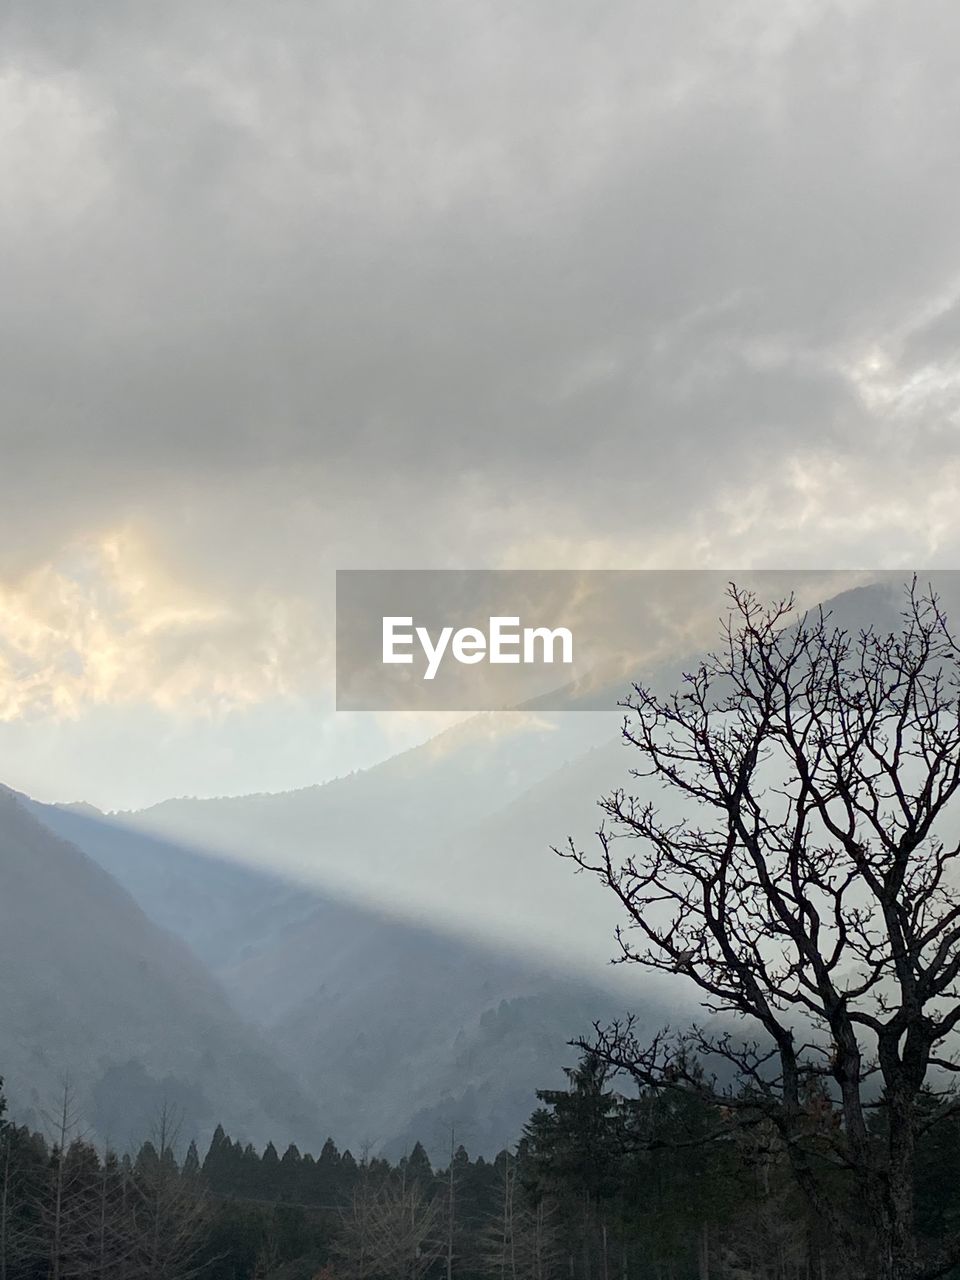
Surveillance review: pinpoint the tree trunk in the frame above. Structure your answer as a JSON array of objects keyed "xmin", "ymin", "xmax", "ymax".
[{"xmin": 697, "ymin": 1222, "xmax": 709, "ymax": 1280}]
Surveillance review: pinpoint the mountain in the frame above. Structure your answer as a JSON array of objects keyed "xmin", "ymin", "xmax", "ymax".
[
  {"xmin": 28, "ymin": 794, "xmax": 639, "ymax": 1160},
  {"xmin": 0, "ymin": 787, "xmax": 322, "ymax": 1153},
  {"xmin": 78, "ymin": 580, "xmax": 911, "ymax": 963},
  {"xmin": 109, "ymin": 707, "xmax": 622, "ymax": 944},
  {"xmin": 19, "ymin": 580, "xmax": 915, "ymax": 1158},
  {"xmin": 22, "ymin": 694, "xmax": 649, "ymax": 1162}
]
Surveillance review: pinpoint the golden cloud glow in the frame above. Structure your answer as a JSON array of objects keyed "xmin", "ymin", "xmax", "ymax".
[{"xmin": 0, "ymin": 529, "xmax": 323, "ymax": 721}]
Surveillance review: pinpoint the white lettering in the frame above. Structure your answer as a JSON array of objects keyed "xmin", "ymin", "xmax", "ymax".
[
  {"xmin": 452, "ymin": 627, "xmax": 486, "ymax": 664},
  {"xmin": 523, "ymin": 626, "xmax": 574, "ymax": 664},
  {"xmin": 382, "ymin": 618, "xmax": 573, "ymax": 679},
  {"xmin": 382, "ymin": 617, "xmax": 414, "ymax": 664},
  {"xmin": 416, "ymin": 625, "xmax": 453, "ymax": 680},
  {"xmin": 489, "ymin": 616, "xmax": 521, "ymax": 664}
]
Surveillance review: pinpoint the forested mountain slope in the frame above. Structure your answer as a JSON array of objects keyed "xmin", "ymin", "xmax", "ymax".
[{"xmin": 29, "ymin": 792, "xmax": 636, "ymax": 1158}]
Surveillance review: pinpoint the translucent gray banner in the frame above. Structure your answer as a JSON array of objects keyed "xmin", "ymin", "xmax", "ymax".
[{"xmin": 334, "ymin": 569, "xmax": 951, "ymax": 711}]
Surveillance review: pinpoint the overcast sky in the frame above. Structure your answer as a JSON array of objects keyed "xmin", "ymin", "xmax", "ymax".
[{"xmin": 2, "ymin": 1, "xmax": 960, "ymax": 807}]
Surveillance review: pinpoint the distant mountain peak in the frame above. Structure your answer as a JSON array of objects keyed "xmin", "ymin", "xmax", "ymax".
[{"xmin": 53, "ymin": 799, "xmax": 104, "ymax": 816}]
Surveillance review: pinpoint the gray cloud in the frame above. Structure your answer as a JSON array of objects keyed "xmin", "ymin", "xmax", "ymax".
[{"xmin": 2, "ymin": 0, "xmax": 960, "ymax": 798}]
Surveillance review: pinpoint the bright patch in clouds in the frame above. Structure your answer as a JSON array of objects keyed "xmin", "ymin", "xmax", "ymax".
[{"xmin": 0, "ymin": 531, "xmax": 322, "ymax": 721}]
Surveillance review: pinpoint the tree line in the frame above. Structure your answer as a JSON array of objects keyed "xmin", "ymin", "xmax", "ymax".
[{"xmin": 5, "ymin": 1055, "xmax": 960, "ymax": 1280}]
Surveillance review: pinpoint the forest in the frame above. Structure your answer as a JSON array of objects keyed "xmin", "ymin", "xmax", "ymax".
[{"xmin": 3, "ymin": 1053, "xmax": 960, "ymax": 1280}]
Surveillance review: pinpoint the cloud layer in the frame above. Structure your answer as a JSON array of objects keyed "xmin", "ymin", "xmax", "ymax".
[{"xmin": 2, "ymin": 0, "xmax": 960, "ymax": 796}]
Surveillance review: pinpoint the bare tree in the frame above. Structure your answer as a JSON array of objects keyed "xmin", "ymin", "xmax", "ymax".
[
  {"xmin": 337, "ymin": 1145, "xmax": 380, "ymax": 1280},
  {"xmin": 339, "ymin": 1165, "xmax": 443, "ymax": 1280},
  {"xmin": 526, "ymin": 1199, "xmax": 563, "ymax": 1280},
  {"xmin": 39, "ymin": 1078, "xmax": 93, "ymax": 1280},
  {"xmin": 91, "ymin": 1149, "xmax": 142, "ymax": 1280},
  {"xmin": 559, "ymin": 582, "xmax": 960, "ymax": 1280},
  {"xmin": 129, "ymin": 1102, "xmax": 209, "ymax": 1280},
  {"xmin": 481, "ymin": 1153, "xmax": 517, "ymax": 1280},
  {"xmin": 445, "ymin": 1130, "xmax": 456, "ymax": 1280},
  {"xmin": 480, "ymin": 1154, "xmax": 563, "ymax": 1280}
]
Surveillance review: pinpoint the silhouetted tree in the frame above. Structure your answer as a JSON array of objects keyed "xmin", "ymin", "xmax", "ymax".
[{"xmin": 560, "ymin": 582, "xmax": 960, "ymax": 1280}]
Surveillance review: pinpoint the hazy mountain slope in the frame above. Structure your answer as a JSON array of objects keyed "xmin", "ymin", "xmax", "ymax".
[
  {"xmin": 242, "ymin": 734, "xmax": 686, "ymax": 1159},
  {"xmin": 216, "ymin": 894, "xmax": 635, "ymax": 1159},
  {"xmin": 92, "ymin": 581, "xmax": 909, "ymax": 953},
  {"xmin": 0, "ymin": 787, "xmax": 321, "ymax": 1153},
  {"xmin": 110, "ymin": 708, "xmax": 620, "ymax": 927},
  {"xmin": 28, "ymin": 793, "xmax": 636, "ymax": 1157},
  {"xmin": 22, "ymin": 796, "xmax": 313, "ymax": 972},
  {"xmin": 22, "ymin": 581, "xmax": 914, "ymax": 1156}
]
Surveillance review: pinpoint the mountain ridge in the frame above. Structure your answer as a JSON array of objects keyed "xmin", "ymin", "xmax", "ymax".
[{"xmin": 0, "ymin": 786, "xmax": 324, "ymax": 1153}]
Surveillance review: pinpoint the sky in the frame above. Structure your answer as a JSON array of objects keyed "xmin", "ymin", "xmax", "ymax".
[{"xmin": 2, "ymin": 1, "xmax": 960, "ymax": 808}]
